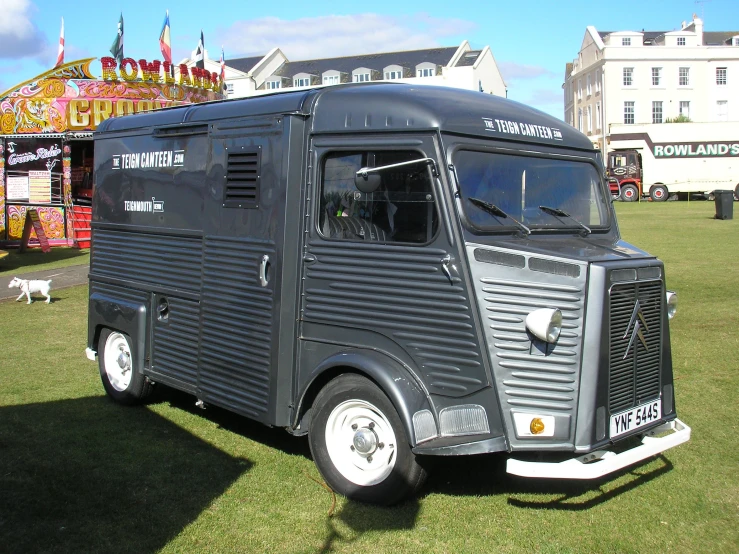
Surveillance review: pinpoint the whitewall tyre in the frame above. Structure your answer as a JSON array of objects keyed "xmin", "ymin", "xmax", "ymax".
[
  {"xmin": 98, "ymin": 328, "xmax": 152, "ymax": 405},
  {"xmin": 308, "ymin": 374, "xmax": 427, "ymax": 505}
]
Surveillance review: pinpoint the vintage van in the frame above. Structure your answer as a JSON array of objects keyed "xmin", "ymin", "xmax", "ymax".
[{"xmin": 86, "ymin": 83, "xmax": 690, "ymax": 505}]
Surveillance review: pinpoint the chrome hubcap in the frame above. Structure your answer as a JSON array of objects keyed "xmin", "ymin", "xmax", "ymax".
[{"xmin": 352, "ymin": 427, "xmax": 378, "ymax": 455}]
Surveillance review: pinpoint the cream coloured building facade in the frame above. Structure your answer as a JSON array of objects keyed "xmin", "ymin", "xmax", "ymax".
[
  {"xmin": 563, "ymin": 15, "xmax": 739, "ymax": 152},
  {"xmin": 187, "ymin": 41, "xmax": 507, "ymax": 99}
]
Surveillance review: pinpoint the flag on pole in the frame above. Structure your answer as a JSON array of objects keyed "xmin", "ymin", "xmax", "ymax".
[
  {"xmin": 159, "ymin": 10, "xmax": 172, "ymax": 64},
  {"xmin": 55, "ymin": 17, "xmax": 64, "ymax": 67},
  {"xmin": 110, "ymin": 13, "xmax": 124, "ymax": 63},
  {"xmin": 195, "ymin": 30, "xmax": 204, "ymax": 69},
  {"xmin": 220, "ymin": 46, "xmax": 226, "ymax": 83}
]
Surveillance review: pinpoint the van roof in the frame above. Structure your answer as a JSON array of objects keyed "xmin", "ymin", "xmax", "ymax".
[{"xmin": 97, "ymin": 83, "xmax": 593, "ymax": 150}]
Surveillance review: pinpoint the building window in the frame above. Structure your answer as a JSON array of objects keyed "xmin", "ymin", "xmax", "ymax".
[
  {"xmin": 577, "ymin": 79, "xmax": 582, "ymax": 99},
  {"xmin": 652, "ymin": 67, "xmax": 662, "ymax": 86},
  {"xmin": 677, "ymin": 37, "xmax": 686, "ymax": 46},
  {"xmin": 652, "ymin": 101, "xmax": 663, "ymax": 124},
  {"xmin": 353, "ymin": 73, "xmax": 370, "ymax": 83},
  {"xmin": 595, "ymin": 70, "xmax": 601, "ymax": 92},
  {"xmin": 679, "ymin": 67, "xmax": 690, "ymax": 86},
  {"xmin": 717, "ymin": 100, "xmax": 728, "ymax": 121},
  {"xmin": 586, "ymin": 105, "xmax": 592, "ymax": 133},
  {"xmin": 384, "ymin": 70, "xmax": 402, "ymax": 80},
  {"xmin": 624, "ymin": 101, "xmax": 635, "ymax": 124},
  {"xmin": 623, "ymin": 67, "xmax": 633, "ymax": 86},
  {"xmin": 323, "ymin": 75, "xmax": 339, "ymax": 85},
  {"xmin": 622, "ymin": 37, "xmax": 631, "ymax": 46},
  {"xmin": 578, "ymin": 108, "xmax": 583, "ymax": 131},
  {"xmin": 586, "ymin": 74, "xmax": 592, "ymax": 95},
  {"xmin": 294, "ymin": 77, "xmax": 311, "ymax": 87},
  {"xmin": 226, "ymin": 83, "xmax": 234, "ymax": 95},
  {"xmin": 265, "ymin": 80, "xmax": 281, "ymax": 90},
  {"xmin": 596, "ymin": 102, "xmax": 602, "ymax": 129},
  {"xmin": 716, "ymin": 67, "xmax": 727, "ymax": 85},
  {"xmin": 680, "ymin": 101, "xmax": 690, "ymax": 118},
  {"xmin": 417, "ymin": 67, "xmax": 434, "ymax": 78}
]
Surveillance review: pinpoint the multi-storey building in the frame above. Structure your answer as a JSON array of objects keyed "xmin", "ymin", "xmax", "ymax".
[
  {"xmin": 189, "ymin": 40, "xmax": 507, "ymax": 98},
  {"xmin": 563, "ymin": 15, "xmax": 739, "ymax": 151}
]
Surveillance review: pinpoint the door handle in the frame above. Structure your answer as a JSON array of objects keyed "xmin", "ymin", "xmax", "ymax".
[
  {"xmin": 259, "ymin": 255, "xmax": 270, "ymax": 287},
  {"xmin": 441, "ymin": 254, "xmax": 455, "ymax": 284}
]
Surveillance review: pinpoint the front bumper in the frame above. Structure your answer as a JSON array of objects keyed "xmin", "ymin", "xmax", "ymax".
[{"xmin": 506, "ymin": 418, "xmax": 690, "ymax": 479}]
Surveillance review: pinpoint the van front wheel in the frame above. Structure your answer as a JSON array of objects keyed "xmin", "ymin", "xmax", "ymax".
[
  {"xmin": 308, "ymin": 374, "xmax": 426, "ymax": 505},
  {"xmin": 98, "ymin": 328, "xmax": 152, "ymax": 405}
]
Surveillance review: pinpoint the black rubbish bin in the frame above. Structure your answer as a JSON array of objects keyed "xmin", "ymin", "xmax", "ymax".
[{"xmin": 714, "ymin": 190, "xmax": 734, "ymax": 220}]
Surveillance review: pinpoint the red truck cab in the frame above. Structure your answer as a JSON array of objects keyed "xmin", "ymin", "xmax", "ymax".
[{"xmin": 607, "ymin": 150, "xmax": 644, "ymax": 201}]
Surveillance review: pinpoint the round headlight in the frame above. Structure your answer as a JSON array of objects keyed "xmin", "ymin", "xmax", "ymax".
[
  {"xmin": 525, "ymin": 308, "xmax": 563, "ymax": 343},
  {"xmin": 666, "ymin": 291, "xmax": 677, "ymax": 319}
]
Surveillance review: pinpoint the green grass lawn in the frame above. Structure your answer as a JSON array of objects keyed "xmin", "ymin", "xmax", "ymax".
[
  {"xmin": 0, "ymin": 247, "xmax": 89, "ymax": 277},
  {"xmin": 0, "ymin": 201, "xmax": 736, "ymax": 553}
]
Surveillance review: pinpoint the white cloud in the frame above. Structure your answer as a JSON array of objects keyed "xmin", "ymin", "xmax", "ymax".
[
  {"xmin": 215, "ymin": 13, "xmax": 476, "ymax": 60},
  {"xmin": 0, "ymin": 0, "xmax": 50, "ymax": 60}
]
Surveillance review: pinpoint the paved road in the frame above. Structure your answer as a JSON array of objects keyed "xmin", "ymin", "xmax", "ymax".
[{"xmin": 1, "ymin": 263, "xmax": 89, "ymax": 301}]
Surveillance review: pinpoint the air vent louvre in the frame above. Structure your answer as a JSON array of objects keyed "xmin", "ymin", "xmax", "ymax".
[{"xmin": 224, "ymin": 149, "xmax": 260, "ymax": 208}]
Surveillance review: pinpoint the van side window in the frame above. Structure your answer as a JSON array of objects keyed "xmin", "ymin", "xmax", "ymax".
[{"xmin": 318, "ymin": 151, "xmax": 438, "ymax": 243}]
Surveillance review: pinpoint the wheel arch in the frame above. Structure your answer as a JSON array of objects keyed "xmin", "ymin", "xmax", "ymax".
[
  {"xmin": 293, "ymin": 349, "xmax": 434, "ymax": 446},
  {"xmin": 88, "ymin": 292, "xmax": 148, "ymax": 374}
]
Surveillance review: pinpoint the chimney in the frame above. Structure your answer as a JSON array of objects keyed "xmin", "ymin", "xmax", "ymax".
[{"xmin": 693, "ymin": 16, "xmax": 704, "ymax": 45}]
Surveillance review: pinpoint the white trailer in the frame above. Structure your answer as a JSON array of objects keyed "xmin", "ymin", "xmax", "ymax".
[{"xmin": 607, "ymin": 122, "xmax": 739, "ymax": 201}]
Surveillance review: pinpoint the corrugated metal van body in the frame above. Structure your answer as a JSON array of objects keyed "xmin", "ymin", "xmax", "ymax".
[
  {"xmin": 91, "ymin": 116, "xmax": 299, "ymax": 424},
  {"xmin": 466, "ymin": 244, "xmax": 588, "ymax": 448},
  {"xmin": 302, "ymin": 241, "xmax": 489, "ymax": 397}
]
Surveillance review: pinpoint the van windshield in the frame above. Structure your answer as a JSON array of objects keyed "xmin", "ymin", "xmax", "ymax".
[{"xmin": 453, "ymin": 150, "xmax": 610, "ymax": 233}]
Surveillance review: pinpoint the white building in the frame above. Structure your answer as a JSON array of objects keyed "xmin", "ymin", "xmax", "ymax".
[
  {"xmin": 187, "ymin": 41, "xmax": 507, "ymax": 98},
  {"xmin": 563, "ymin": 15, "xmax": 739, "ymax": 151}
]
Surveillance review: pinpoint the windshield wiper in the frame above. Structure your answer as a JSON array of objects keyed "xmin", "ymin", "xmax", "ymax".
[
  {"xmin": 539, "ymin": 205, "xmax": 591, "ymax": 235},
  {"xmin": 468, "ymin": 197, "xmax": 531, "ymax": 235}
]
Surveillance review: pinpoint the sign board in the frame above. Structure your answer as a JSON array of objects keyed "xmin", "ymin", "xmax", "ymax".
[
  {"xmin": 19, "ymin": 208, "xmax": 51, "ymax": 253},
  {"xmin": 28, "ymin": 170, "xmax": 52, "ymax": 203},
  {"xmin": 6, "ymin": 175, "xmax": 29, "ymax": 200}
]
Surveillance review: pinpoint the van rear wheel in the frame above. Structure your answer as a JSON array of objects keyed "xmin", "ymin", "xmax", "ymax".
[
  {"xmin": 649, "ymin": 184, "xmax": 668, "ymax": 202},
  {"xmin": 308, "ymin": 374, "xmax": 426, "ymax": 505},
  {"xmin": 620, "ymin": 184, "xmax": 639, "ymax": 202},
  {"xmin": 98, "ymin": 328, "xmax": 152, "ymax": 405}
]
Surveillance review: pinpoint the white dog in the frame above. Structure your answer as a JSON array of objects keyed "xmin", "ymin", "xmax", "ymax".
[{"xmin": 8, "ymin": 277, "xmax": 52, "ymax": 304}]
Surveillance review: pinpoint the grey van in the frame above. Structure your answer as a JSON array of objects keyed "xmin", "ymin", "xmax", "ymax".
[{"xmin": 86, "ymin": 83, "xmax": 690, "ymax": 505}]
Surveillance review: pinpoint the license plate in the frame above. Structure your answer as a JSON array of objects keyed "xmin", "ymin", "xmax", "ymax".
[{"xmin": 610, "ymin": 399, "xmax": 661, "ymax": 439}]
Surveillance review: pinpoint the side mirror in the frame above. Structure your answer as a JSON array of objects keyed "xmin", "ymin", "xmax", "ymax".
[{"xmin": 355, "ymin": 171, "xmax": 382, "ymax": 193}]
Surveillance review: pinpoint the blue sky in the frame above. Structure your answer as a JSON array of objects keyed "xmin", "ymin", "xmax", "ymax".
[{"xmin": 2, "ymin": 0, "xmax": 738, "ymax": 119}]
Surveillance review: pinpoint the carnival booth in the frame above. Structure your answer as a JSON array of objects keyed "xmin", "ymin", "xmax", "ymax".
[{"xmin": 0, "ymin": 57, "xmax": 223, "ymax": 248}]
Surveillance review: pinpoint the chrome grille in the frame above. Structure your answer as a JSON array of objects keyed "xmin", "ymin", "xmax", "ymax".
[{"xmin": 609, "ymin": 280, "xmax": 663, "ymax": 412}]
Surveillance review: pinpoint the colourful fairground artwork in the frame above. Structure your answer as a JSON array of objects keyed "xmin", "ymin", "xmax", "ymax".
[{"xmin": 0, "ymin": 58, "xmax": 223, "ymax": 246}]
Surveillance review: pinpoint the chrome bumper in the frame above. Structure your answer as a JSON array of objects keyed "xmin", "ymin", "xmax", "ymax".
[{"xmin": 506, "ymin": 418, "xmax": 691, "ymax": 479}]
